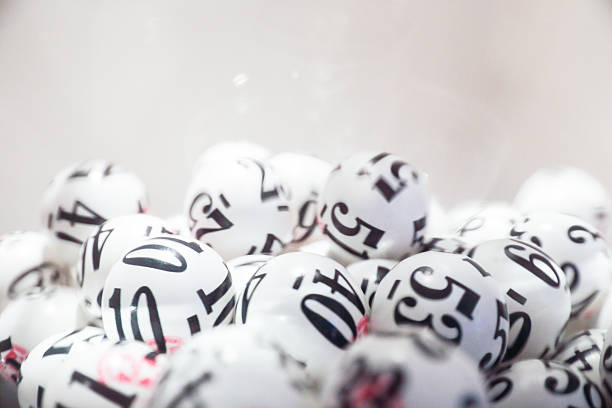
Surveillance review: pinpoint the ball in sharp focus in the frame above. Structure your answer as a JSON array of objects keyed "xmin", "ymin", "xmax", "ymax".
[
  {"xmin": 101, "ymin": 234, "xmax": 236, "ymax": 353},
  {"xmin": 150, "ymin": 326, "xmax": 317, "ymax": 408},
  {"xmin": 487, "ymin": 359, "xmax": 605, "ymax": 407},
  {"xmin": 78, "ymin": 214, "xmax": 171, "ymax": 319},
  {"xmin": 321, "ymin": 331, "xmax": 489, "ymax": 408},
  {"xmin": 369, "ymin": 251, "xmax": 508, "ymax": 370},
  {"xmin": 235, "ymin": 252, "xmax": 368, "ymax": 378},
  {"xmin": 42, "ymin": 159, "xmax": 148, "ymax": 268},
  {"xmin": 186, "ymin": 158, "xmax": 292, "ymax": 259},
  {"xmin": 319, "ymin": 151, "xmax": 429, "ymax": 264},
  {"xmin": 510, "ymin": 211, "xmax": 612, "ymax": 326},
  {"xmin": 469, "ymin": 238, "xmax": 571, "ymax": 362}
]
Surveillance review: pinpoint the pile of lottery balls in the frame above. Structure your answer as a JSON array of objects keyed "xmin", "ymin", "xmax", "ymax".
[{"xmin": 2, "ymin": 141, "xmax": 612, "ymax": 408}]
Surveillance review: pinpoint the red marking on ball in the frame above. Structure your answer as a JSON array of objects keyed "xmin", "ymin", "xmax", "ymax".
[
  {"xmin": 357, "ymin": 316, "xmax": 369, "ymax": 339},
  {"xmin": 0, "ymin": 343, "xmax": 28, "ymax": 384},
  {"xmin": 97, "ymin": 348, "xmax": 163, "ymax": 389},
  {"xmin": 145, "ymin": 337, "xmax": 184, "ymax": 354}
]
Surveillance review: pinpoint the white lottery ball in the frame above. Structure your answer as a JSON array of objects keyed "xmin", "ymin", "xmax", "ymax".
[
  {"xmin": 551, "ymin": 329, "xmax": 606, "ymax": 387},
  {"xmin": 299, "ymin": 240, "xmax": 334, "ymax": 258},
  {"xmin": 0, "ymin": 231, "xmax": 64, "ymax": 312},
  {"xmin": 0, "ymin": 286, "xmax": 81, "ymax": 384},
  {"xmin": 469, "ymin": 238, "xmax": 571, "ymax": 362},
  {"xmin": 487, "ymin": 359, "xmax": 605, "ymax": 407},
  {"xmin": 423, "ymin": 235, "xmax": 471, "ymax": 255},
  {"xmin": 269, "ymin": 152, "xmax": 333, "ymax": 244},
  {"xmin": 319, "ymin": 152, "xmax": 429, "ymax": 263},
  {"xmin": 42, "ymin": 159, "xmax": 148, "ymax": 268},
  {"xmin": 185, "ymin": 158, "xmax": 292, "ymax": 259},
  {"xmin": 17, "ymin": 326, "xmax": 106, "ymax": 408},
  {"xmin": 101, "ymin": 234, "xmax": 236, "ymax": 353},
  {"xmin": 43, "ymin": 340, "xmax": 166, "ymax": 408},
  {"xmin": 369, "ymin": 251, "xmax": 508, "ymax": 370},
  {"xmin": 163, "ymin": 214, "xmax": 191, "ymax": 235},
  {"xmin": 150, "ymin": 326, "xmax": 317, "ymax": 408},
  {"xmin": 346, "ymin": 258, "xmax": 397, "ymax": 312},
  {"xmin": 193, "ymin": 140, "xmax": 271, "ymax": 173},
  {"xmin": 226, "ymin": 254, "xmax": 271, "ymax": 299},
  {"xmin": 235, "ymin": 252, "xmax": 368, "ymax": 377},
  {"xmin": 445, "ymin": 200, "xmax": 489, "ymax": 233},
  {"xmin": 321, "ymin": 331, "xmax": 488, "ymax": 407},
  {"xmin": 455, "ymin": 202, "xmax": 521, "ymax": 246},
  {"xmin": 510, "ymin": 212, "xmax": 612, "ymax": 322},
  {"xmin": 426, "ymin": 195, "xmax": 449, "ymax": 236},
  {"xmin": 600, "ymin": 326, "xmax": 612, "ymax": 404},
  {"xmin": 78, "ymin": 214, "xmax": 171, "ymax": 319},
  {"xmin": 514, "ymin": 166, "xmax": 611, "ymax": 235}
]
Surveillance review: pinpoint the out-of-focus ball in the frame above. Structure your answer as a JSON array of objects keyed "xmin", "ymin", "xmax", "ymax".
[
  {"xmin": 445, "ymin": 200, "xmax": 489, "ymax": 233},
  {"xmin": 193, "ymin": 140, "xmax": 271, "ymax": 173},
  {"xmin": 42, "ymin": 159, "xmax": 148, "ymax": 268},
  {"xmin": 0, "ymin": 231, "xmax": 65, "ymax": 312},
  {"xmin": 101, "ymin": 234, "xmax": 236, "ymax": 353},
  {"xmin": 164, "ymin": 214, "xmax": 191, "ymax": 235},
  {"xmin": 370, "ymin": 251, "xmax": 508, "ymax": 370},
  {"xmin": 17, "ymin": 326, "xmax": 105, "ymax": 408},
  {"xmin": 455, "ymin": 202, "xmax": 521, "ymax": 246},
  {"xmin": 0, "ymin": 287, "xmax": 81, "ymax": 384},
  {"xmin": 150, "ymin": 326, "xmax": 317, "ymax": 408},
  {"xmin": 185, "ymin": 158, "xmax": 292, "ymax": 259},
  {"xmin": 226, "ymin": 254, "xmax": 271, "ymax": 299},
  {"xmin": 235, "ymin": 252, "xmax": 368, "ymax": 377},
  {"xmin": 78, "ymin": 214, "xmax": 170, "ymax": 319},
  {"xmin": 470, "ymin": 238, "xmax": 571, "ymax": 362},
  {"xmin": 514, "ymin": 166, "xmax": 611, "ymax": 235},
  {"xmin": 510, "ymin": 212, "xmax": 612, "ymax": 323},
  {"xmin": 345, "ymin": 259, "xmax": 397, "ymax": 311},
  {"xmin": 597, "ymin": 292, "xmax": 612, "ymax": 331},
  {"xmin": 319, "ymin": 152, "xmax": 429, "ymax": 264},
  {"xmin": 269, "ymin": 152, "xmax": 332, "ymax": 244},
  {"xmin": 487, "ymin": 359, "xmax": 605, "ymax": 407},
  {"xmin": 426, "ymin": 196, "xmax": 448, "ymax": 236},
  {"xmin": 600, "ymin": 326, "xmax": 612, "ymax": 404},
  {"xmin": 43, "ymin": 339, "xmax": 166, "ymax": 408},
  {"xmin": 551, "ymin": 329, "xmax": 606, "ymax": 386},
  {"xmin": 321, "ymin": 331, "xmax": 489, "ymax": 407},
  {"xmin": 422, "ymin": 236, "xmax": 470, "ymax": 255},
  {"xmin": 299, "ymin": 240, "xmax": 334, "ymax": 258}
]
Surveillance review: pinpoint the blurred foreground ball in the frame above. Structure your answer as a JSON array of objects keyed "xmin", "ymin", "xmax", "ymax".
[
  {"xmin": 42, "ymin": 160, "xmax": 148, "ymax": 267},
  {"xmin": 319, "ymin": 152, "xmax": 429, "ymax": 264},
  {"xmin": 101, "ymin": 234, "xmax": 235, "ymax": 353},
  {"xmin": 186, "ymin": 158, "xmax": 292, "ymax": 259},
  {"xmin": 370, "ymin": 251, "xmax": 508, "ymax": 370}
]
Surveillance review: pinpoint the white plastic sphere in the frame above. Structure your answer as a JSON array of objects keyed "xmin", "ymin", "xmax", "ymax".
[
  {"xmin": 487, "ymin": 359, "xmax": 605, "ymax": 407},
  {"xmin": 193, "ymin": 141, "xmax": 272, "ymax": 174},
  {"xmin": 599, "ymin": 325, "xmax": 612, "ymax": 404},
  {"xmin": 185, "ymin": 158, "xmax": 292, "ymax": 259},
  {"xmin": 299, "ymin": 240, "xmax": 334, "ymax": 258},
  {"xmin": 346, "ymin": 258, "xmax": 397, "ymax": 312},
  {"xmin": 235, "ymin": 252, "xmax": 368, "ymax": 377},
  {"xmin": 319, "ymin": 151, "xmax": 429, "ymax": 264},
  {"xmin": 42, "ymin": 159, "xmax": 148, "ymax": 268},
  {"xmin": 370, "ymin": 251, "xmax": 508, "ymax": 370},
  {"xmin": 163, "ymin": 214, "xmax": 191, "ymax": 235},
  {"xmin": 551, "ymin": 329, "xmax": 606, "ymax": 386},
  {"xmin": 78, "ymin": 214, "xmax": 170, "ymax": 319},
  {"xmin": 469, "ymin": 238, "xmax": 571, "ymax": 362},
  {"xmin": 226, "ymin": 254, "xmax": 271, "ymax": 299},
  {"xmin": 422, "ymin": 236, "xmax": 470, "ymax": 255},
  {"xmin": 455, "ymin": 202, "xmax": 521, "ymax": 246},
  {"xmin": 514, "ymin": 166, "xmax": 611, "ymax": 235},
  {"xmin": 101, "ymin": 234, "xmax": 236, "ymax": 353},
  {"xmin": 150, "ymin": 326, "xmax": 317, "ymax": 408},
  {"xmin": 321, "ymin": 331, "xmax": 489, "ymax": 407}
]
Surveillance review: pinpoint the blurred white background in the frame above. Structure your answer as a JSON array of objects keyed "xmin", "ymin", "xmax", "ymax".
[{"xmin": 2, "ymin": 0, "xmax": 612, "ymax": 232}]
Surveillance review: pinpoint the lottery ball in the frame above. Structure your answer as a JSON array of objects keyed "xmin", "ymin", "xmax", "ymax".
[
  {"xmin": 42, "ymin": 159, "xmax": 148, "ymax": 268},
  {"xmin": 445, "ymin": 200, "xmax": 490, "ymax": 233},
  {"xmin": 17, "ymin": 326, "xmax": 106, "ymax": 408},
  {"xmin": 510, "ymin": 212, "xmax": 612, "ymax": 322},
  {"xmin": 600, "ymin": 326, "xmax": 612, "ymax": 404},
  {"xmin": 193, "ymin": 140, "xmax": 271, "ymax": 173},
  {"xmin": 319, "ymin": 151, "xmax": 429, "ymax": 264},
  {"xmin": 426, "ymin": 196, "xmax": 449, "ymax": 236},
  {"xmin": 0, "ymin": 286, "xmax": 81, "ymax": 384},
  {"xmin": 0, "ymin": 231, "xmax": 65, "ymax": 312},
  {"xmin": 514, "ymin": 166, "xmax": 611, "ymax": 235},
  {"xmin": 369, "ymin": 251, "xmax": 508, "ymax": 370},
  {"xmin": 185, "ymin": 158, "xmax": 292, "ymax": 259},
  {"xmin": 101, "ymin": 234, "xmax": 236, "ymax": 353},
  {"xmin": 268, "ymin": 152, "xmax": 332, "ymax": 244},
  {"xmin": 422, "ymin": 236, "xmax": 470, "ymax": 255},
  {"xmin": 150, "ymin": 326, "xmax": 317, "ymax": 408},
  {"xmin": 345, "ymin": 258, "xmax": 397, "ymax": 311},
  {"xmin": 551, "ymin": 329, "xmax": 606, "ymax": 386},
  {"xmin": 164, "ymin": 214, "xmax": 191, "ymax": 235},
  {"xmin": 299, "ymin": 240, "xmax": 334, "ymax": 258},
  {"xmin": 454, "ymin": 202, "xmax": 521, "ymax": 246},
  {"xmin": 43, "ymin": 339, "xmax": 166, "ymax": 408},
  {"xmin": 469, "ymin": 238, "xmax": 571, "ymax": 362},
  {"xmin": 235, "ymin": 252, "xmax": 368, "ymax": 377},
  {"xmin": 78, "ymin": 214, "xmax": 171, "ymax": 319},
  {"xmin": 487, "ymin": 359, "xmax": 605, "ymax": 407},
  {"xmin": 225, "ymin": 254, "xmax": 271, "ymax": 299},
  {"xmin": 321, "ymin": 331, "xmax": 489, "ymax": 408}
]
